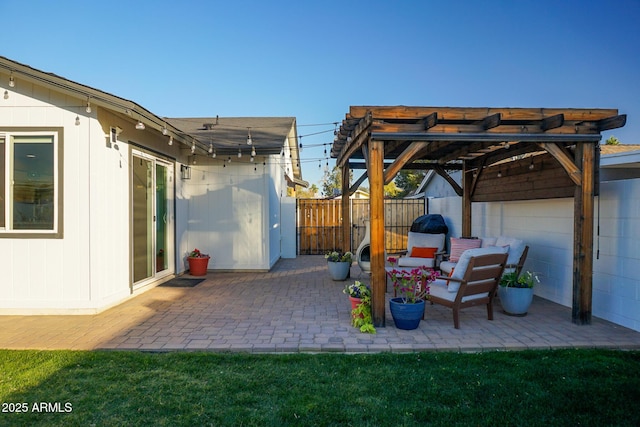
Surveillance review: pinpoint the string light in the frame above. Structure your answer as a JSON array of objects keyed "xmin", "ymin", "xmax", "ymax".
[
  {"xmin": 246, "ymin": 128, "xmax": 252, "ymax": 145},
  {"xmin": 208, "ymin": 142, "xmax": 213, "ymax": 153},
  {"xmin": 238, "ymin": 147, "xmax": 242, "ymax": 158},
  {"xmin": 191, "ymin": 141, "xmax": 196, "ymax": 153},
  {"xmin": 75, "ymin": 115, "xmax": 80, "ymax": 126},
  {"xmin": 9, "ymin": 72, "xmax": 15, "ymax": 88},
  {"xmin": 85, "ymin": 97, "xmax": 92, "ymax": 113},
  {"xmin": 168, "ymin": 136, "xmax": 173, "ymax": 146}
]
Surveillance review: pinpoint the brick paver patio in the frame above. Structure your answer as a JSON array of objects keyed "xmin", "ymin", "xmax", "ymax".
[{"xmin": 1, "ymin": 256, "xmax": 639, "ymax": 352}]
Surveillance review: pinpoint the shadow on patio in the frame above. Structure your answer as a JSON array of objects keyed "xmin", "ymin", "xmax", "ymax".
[{"xmin": 1, "ymin": 256, "xmax": 639, "ymax": 352}]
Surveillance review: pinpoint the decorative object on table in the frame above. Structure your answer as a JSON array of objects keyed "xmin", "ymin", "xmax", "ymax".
[
  {"xmin": 386, "ymin": 260, "xmax": 437, "ymax": 330},
  {"xmin": 498, "ymin": 270, "xmax": 539, "ymax": 316},
  {"xmin": 343, "ymin": 281, "xmax": 375, "ymax": 333},
  {"xmin": 187, "ymin": 248, "xmax": 210, "ymax": 276},
  {"xmin": 325, "ymin": 250, "xmax": 353, "ymax": 281}
]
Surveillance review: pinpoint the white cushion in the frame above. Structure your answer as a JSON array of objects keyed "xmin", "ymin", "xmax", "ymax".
[
  {"xmin": 448, "ymin": 246, "xmax": 508, "ymax": 293},
  {"xmin": 398, "ymin": 256, "xmax": 435, "ymax": 268},
  {"xmin": 429, "ymin": 279, "xmax": 489, "ymax": 302},
  {"xmin": 480, "ymin": 237, "xmax": 497, "ymax": 248},
  {"xmin": 495, "ymin": 236, "xmax": 526, "ymax": 265},
  {"xmin": 439, "ymin": 261, "xmax": 456, "ymax": 275},
  {"xmin": 406, "ymin": 232, "xmax": 445, "ymax": 253}
]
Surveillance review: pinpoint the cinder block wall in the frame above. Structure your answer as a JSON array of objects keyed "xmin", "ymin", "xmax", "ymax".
[{"xmin": 429, "ymin": 178, "xmax": 640, "ymax": 332}]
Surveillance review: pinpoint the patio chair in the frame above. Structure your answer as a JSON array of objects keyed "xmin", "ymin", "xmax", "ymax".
[
  {"xmin": 394, "ymin": 231, "xmax": 446, "ymax": 269},
  {"xmin": 427, "ymin": 248, "xmax": 508, "ymax": 329}
]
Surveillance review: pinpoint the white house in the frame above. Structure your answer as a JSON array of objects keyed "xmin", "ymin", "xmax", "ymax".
[
  {"xmin": 420, "ymin": 144, "xmax": 640, "ymax": 332},
  {"xmin": 0, "ymin": 56, "xmax": 305, "ymax": 314}
]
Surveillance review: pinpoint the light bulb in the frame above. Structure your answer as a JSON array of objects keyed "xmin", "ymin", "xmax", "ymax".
[
  {"xmin": 75, "ymin": 115, "xmax": 80, "ymax": 126},
  {"xmin": 9, "ymin": 75, "xmax": 15, "ymax": 88},
  {"xmin": 162, "ymin": 126, "xmax": 168, "ymax": 135},
  {"xmin": 238, "ymin": 148, "xmax": 242, "ymax": 158},
  {"xmin": 191, "ymin": 143, "xmax": 196, "ymax": 154},
  {"xmin": 168, "ymin": 136, "xmax": 173, "ymax": 146},
  {"xmin": 208, "ymin": 143, "xmax": 213, "ymax": 153},
  {"xmin": 251, "ymin": 146, "xmax": 256, "ymax": 157},
  {"xmin": 3, "ymin": 90, "xmax": 8, "ymax": 100},
  {"xmin": 135, "ymin": 121, "xmax": 145, "ymax": 130},
  {"xmin": 247, "ymin": 129, "xmax": 252, "ymax": 145}
]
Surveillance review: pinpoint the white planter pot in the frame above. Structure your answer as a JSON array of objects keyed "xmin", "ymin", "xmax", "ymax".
[
  {"xmin": 327, "ymin": 261, "xmax": 351, "ymax": 281},
  {"xmin": 498, "ymin": 286, "xmax": 534, "ymax": 316}
]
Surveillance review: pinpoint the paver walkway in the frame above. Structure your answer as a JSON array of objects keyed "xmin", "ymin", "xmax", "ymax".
[{"xmin": 1, "ymin": 256, "xmax": 639, "ymax": 352}]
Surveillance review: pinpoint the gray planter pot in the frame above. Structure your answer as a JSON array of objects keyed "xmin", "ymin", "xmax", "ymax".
[
  {"xmin": 498, "ymin": 286, "xmax": 534, "ymax": 316},
  {"xmin": 327, "ymin": 261, "xmax": 351, "ymax": 281}
]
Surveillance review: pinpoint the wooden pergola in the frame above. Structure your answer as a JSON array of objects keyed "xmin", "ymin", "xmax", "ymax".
[{"xmin": 331, "ymin": 106, "xmax": 626, "ymax": 327}]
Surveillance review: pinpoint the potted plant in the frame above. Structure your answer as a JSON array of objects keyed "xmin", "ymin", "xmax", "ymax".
[
  {"xmin": 387, "ymin": 260, "xmax": 437, "ymax": 330},
  {"xmin": 325, "ymin": 250, "xmax": 353, "ymax": 281},
  {"xmin": 343, "ymin": 281, "xmax": 375, "ymax": 333},
  {"xmin": 498, "ymin": 271, "xmax": 539, "ymax": 316},
  {"xmin": 187, "ymin": 248, "xmax": 210, "ymax": 276}
]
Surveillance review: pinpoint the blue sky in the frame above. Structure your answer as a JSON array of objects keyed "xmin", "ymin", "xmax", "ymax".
[{"xmin": 3, "ymin": 0, "xmax": 639, "ymax": 187}]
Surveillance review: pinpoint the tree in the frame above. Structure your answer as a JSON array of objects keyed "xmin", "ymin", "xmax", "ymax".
[
  {"xmin": 393, "ymin": 170, "xmax": 425, "ymax": 198},
  {"xmin": 296, "ymin": 184, "xmax": 319, "ymax": 199},
  {"xmin": 384, "ymin": 181, "xmax": 402, "ymax": 198},
  {"xmin": 321, "ymin": 166, "xmax": 353, "ymax": 197},
  {"xmin": 605, "ymin": 136, "xmax": 620, "ymax": 145}
]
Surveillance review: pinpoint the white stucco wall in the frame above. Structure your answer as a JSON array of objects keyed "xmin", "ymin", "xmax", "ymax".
[{"xmin": 429, "ymin": 177, "xmax": 640, "ymax": 332}]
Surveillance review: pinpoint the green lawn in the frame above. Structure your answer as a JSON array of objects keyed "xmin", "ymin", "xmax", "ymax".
[{"xmin": 1, "ymin": 349, "xmax": 639, "ymax": 426}]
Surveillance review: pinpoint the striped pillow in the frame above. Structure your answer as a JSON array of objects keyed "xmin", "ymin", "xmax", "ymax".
[{"xmin": 449, "ymin": 237, "xmax": 482, "ymax": 262}]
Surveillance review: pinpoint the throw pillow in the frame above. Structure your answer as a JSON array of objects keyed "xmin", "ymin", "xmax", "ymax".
[
  {"xmin": 449, "ymin": 237, "xmax": 482, "ymax": 262},
  {"xmin": 410, "ymin": 246, "xmax": 438, "ymax": 258}
]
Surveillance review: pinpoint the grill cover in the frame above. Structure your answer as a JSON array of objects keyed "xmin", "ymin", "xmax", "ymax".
[{"xmin": 409, "ymin": 214, "xmax": 448, "ymax": 234}]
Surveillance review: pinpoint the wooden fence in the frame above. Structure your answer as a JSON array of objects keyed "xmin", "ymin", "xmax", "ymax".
[{"xmin": 297, "ymin": 198, "xmax": 425, "ymax": 255}]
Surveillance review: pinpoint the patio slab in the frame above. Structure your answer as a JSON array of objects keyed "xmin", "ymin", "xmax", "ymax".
[{"xmin": 1, "ymin": 256, "xmax": 639, "ymax": 353}]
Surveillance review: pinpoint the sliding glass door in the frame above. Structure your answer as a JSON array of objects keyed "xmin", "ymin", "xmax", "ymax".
[{"xmin": 132, "ymin": 151, "xmax": 173, "ymax": 286}]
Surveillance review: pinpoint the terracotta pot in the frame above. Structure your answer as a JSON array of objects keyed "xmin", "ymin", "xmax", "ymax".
[
  {"xmin": 187, "ymin": 256, "xmax": 210, "ymax": 276},
  {"xmin": 349, "ymin": 296, "xmax": 364, "ymax": 319}
]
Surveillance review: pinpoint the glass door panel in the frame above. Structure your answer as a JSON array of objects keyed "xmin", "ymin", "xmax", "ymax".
[
  {"xmin": 155, "ymin": 163, "xmax": 168, "ymax": 273},
  {"xmin": 132, "ymin": 155, "xmax": 153, "ymax": 282}
]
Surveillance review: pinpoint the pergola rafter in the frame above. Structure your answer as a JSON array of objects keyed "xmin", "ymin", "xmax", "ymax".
[{"xmin": 332, "ymin": 106, "xmax": 626, "ymax": 328}]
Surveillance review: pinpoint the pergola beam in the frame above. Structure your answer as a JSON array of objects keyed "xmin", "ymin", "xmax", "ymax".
[
  {"xmin": 382, "ymin": 141, "xmax": 430, "ymax": 185},
  {"xmin": 539, "ymin": 142, "xmax": 582, "ymax": 186}
]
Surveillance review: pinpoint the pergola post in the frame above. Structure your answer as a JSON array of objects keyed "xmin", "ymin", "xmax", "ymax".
[
  {"xmin": 572, "ymin": 142, "xmax": 595, "ymax": 324},
  {"xmin": 369, "ymin": 138, "xmax": 386, "ymax": 327},
  {"xmin": 341, "ymin": 165, "xmax": 351, "ymax": 252},
  {"xmin": 462, "ymin": 161, "xmax": 473, "ymax": 237}
]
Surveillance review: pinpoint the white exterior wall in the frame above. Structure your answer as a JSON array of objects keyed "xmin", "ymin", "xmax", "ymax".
[
  {"xmin": 429, "ymin": 178, "xmax": 640, "ymax": 332},
  {"xmin": 180, "ymin": 156, "xmax": 282, "ymax": 271},
  {"xmin": 0, "ymin": 81, "xmax": 128, "ymax": 313}
]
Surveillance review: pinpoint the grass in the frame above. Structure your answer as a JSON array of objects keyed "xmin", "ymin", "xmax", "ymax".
[{"xmin": 1, "ymin": 349, "xmax": 639, "ymax": 426}]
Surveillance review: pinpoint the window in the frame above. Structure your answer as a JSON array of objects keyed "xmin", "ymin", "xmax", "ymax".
[{"xmin": 0, "ymin": 131, "xmax": 60, "ymax": 236}]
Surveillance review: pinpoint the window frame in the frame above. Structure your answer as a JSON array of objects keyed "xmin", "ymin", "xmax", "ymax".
[{"xmin": 0, "ymin": 127, "xmax": 63, "ymax": 239}]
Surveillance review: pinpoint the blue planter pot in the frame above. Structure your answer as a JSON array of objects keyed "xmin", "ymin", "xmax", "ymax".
[
  {"xmin": 327, "ymin": 261, "xmax": 351, "ymax": 281},
  {"xmin": 389, "ymin": 297, "xmax": 425, "ymax": 330},
  {"xmin": 498, "ymin": 286, "xmax": 534, "ymax": 316}
]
